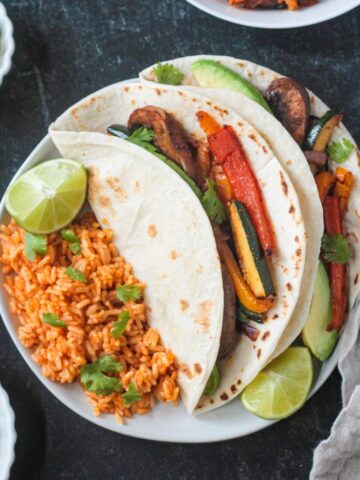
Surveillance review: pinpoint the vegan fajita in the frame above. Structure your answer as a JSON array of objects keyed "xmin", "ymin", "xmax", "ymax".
[{"xmin": 1, "ymin": 56, "xmax": 358, "ymax": 425}]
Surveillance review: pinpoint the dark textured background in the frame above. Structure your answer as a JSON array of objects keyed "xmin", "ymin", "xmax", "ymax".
[{"xmin": 0, "ymin": 1, "xmax": 359, "ymax": 479}]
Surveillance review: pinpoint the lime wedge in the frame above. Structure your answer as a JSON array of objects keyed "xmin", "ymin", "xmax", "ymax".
[
  {"xmin": 241, "ymin": 346, "xmax": 313, "ymax": 420},
  {"xmin": 5, "ymin": 159, "xmax": 87, "ymax": 234}
]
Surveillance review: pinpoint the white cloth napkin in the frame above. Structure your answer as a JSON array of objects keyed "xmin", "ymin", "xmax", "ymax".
[{"xmin": 311, "ymin": 302, "xmax": 360, "ymax": 479}]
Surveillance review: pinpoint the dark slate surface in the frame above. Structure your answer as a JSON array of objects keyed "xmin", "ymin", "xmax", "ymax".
[{"xmin": 0, "ymin": 1, "xmax": 359, "ymax": 479}]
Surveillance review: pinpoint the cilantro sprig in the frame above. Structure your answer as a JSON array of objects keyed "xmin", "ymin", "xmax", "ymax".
[
  {"xmin": 202, "ymin": 179, "xmax": 227, "ymax": 224},
  {"xmin": 122, "ymin": 381, "xmax": 141, "ymax": 406},
  {"xmin": 327, "ymin": 138, "xmax": 355, "ymax": 164},
  {"xmin": 65, "ymin": 267, "xmax": 88, "ymax": 283},
  {"xmin": 61, "ymin": 229, "xmax": 81, "ymax": 254},
  {"xmin": 153, "ymin": 63, "xmax": 184, "ymax": 86},
  {"xmin": 80, "ymin": 356, "xmax": 122, "ymax": 396},
  {"xmin": 111, "ymin": 311, "xmax": 130, "ymax": 338},
  {"xmin": 42, "ymin": 313, "xmax": 67, "ymax": 328},
  {"xmin": 116, "ymin": 284, "xmax": 142, "ymax": 303},
  {"xmin": 24, "ymin": 232, "xmax": 47, "ymax": 261},
  {"xmin": 321, "ymin": 233, "xmax": 352, "ymax": 264}
]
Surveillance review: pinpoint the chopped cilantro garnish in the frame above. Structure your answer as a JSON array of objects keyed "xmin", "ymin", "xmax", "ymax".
[
  {"xmin": 111, "ymin": 311, "xmax": 130, "ymax": 338},
  {"xmin": 127, "ymin": 127, "xmax": 167, "ymax": 162},
  {"xmin": 24, "ymin": 232, "xmax": 47, "ymax": 261},
  {"xmin": 327, "ymin": 138, "xmax": 355, "ymax": 164},
  {"xmin": 321, "ymin": 233, "xmax": 351, "ymax": 264},
  {"xmin": 61, "ymin": 229, "xmax": 81, "ymax": 254},
  {"xmin": 153, "ymin": 63, "xmax": 184, "ymax": 86},
  {"xmin": 116, "ymin": 284, "xmax": 142, "ymax": 303},
  {"xmin": 202, "ymin": 179, "xmax": 227, "ymax": 224},
  {"xmin": 80, "ymin": 356, "xmax": 122, "ymax": 396},
  {"xmin": 122, "ymin": 381, "xmax": 141, "ymax": 406},
  {"xmin": 65, "ymin": 266, "xmax": 88, "ymax": 283},
  {"xmin": 42, "ymin": 312, "xmax": 67, "ymax": 328}
]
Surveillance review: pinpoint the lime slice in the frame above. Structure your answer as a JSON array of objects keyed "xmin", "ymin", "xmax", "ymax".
[
  {"xmin": 5, "ymin": 159, "xmax": 87, "ymax": 234},
  {"xmin": 241, "ymin": 346, "xmax": 313, "ymax": 420}
]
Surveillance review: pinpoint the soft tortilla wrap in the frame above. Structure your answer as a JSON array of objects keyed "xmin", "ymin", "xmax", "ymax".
[
  {"xmin": 50, "ymin": 83, "xmax": 306, "ymax": 414},
  {"xmin": 140, "ymin": 55, "xmax": 359, "ymax": 356},
  {"xmin": 50, "ymin": 131, "xmax": 224, "ymax": 414}
]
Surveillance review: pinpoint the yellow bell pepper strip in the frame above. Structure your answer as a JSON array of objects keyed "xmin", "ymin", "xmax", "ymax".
[
  {"xmin": 218, "ymin": 240, "xmax": 274, "ymax": 314},
  {"xmin": 315, "ymin": 171, "xmax": 336, "ymax": 203}
]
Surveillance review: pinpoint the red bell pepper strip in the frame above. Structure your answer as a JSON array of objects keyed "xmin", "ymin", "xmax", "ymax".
[
  {"xmin": 207, "ymin": 125, "xmax": 275, "ymax": 255},
  {"xmin": 323, "ymin": 196, "xmax": 347, "ymax": 332}
]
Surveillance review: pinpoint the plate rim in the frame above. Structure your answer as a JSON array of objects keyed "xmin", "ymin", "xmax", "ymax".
[
  {"xmin": 0, "ymin": 383, "xmax": 16, "ymax": 480},
  {"xmin": 0, "ymin": 78, "xmax": 340, "ymax": 443},
  {"xmin": 185, "ymin": 0, "xmax": 360, "ymax": 29}
]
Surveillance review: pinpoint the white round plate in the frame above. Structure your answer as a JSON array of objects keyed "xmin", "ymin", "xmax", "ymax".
[
  {"xmin": 0, "ymin": 79, "xmax": 340, "ymax": 443},
  {"xmin": 0, "ymin": 3, "xmax": 15, "ymax": 86},
  {"xmin": 186, "ymin": 0, "xmax": 360, "ymax": 29},
  {"xmin": 0, "ymin": 384, "xmax": 16, "ymax": 480}
]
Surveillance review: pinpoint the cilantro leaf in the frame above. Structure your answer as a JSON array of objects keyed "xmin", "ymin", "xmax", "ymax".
[
  {"xmin": 122, "ymin": 381, "xmax": 141, "ymax": 406},
  {"xmin": 24, "ymin": 232, "xmax": 47, "ymax": 261},
  {"xmin": 42, "ymin": 312, "xmax": 67, "ymax": 328},
  {"xmin": 321, "ymin": 233, "xmax": 352, "ymax": 264},
  {"xmin": 65, "ymin": 267, "xmax": 88, "ymax": 283},
  {"xmin": 327, "ymin": 138, "xmax": 355, "ymax": 164},
  {"xmin": 61, "ymin": 229, "xmax": 81, "ymax": 254},
  {"xmin": 80, "ymin": 356, "xmax": 123, "ymax": 396},
  {"xmin": 116, "ymin": 284, "xmax": 142, "ymax": 303},
  {"xmin": 201, "ymin": 179, "xmax": 227, "ymax": 224},
  {"xmin": 127, "ymin": 128, "xmax": 168, "ymax": 161},
  {"xmin": 111, "ymin": 311, "xmax": 130, "ymax": 338},
  {"xmin": 153, "ymin": 63, "xmax": 184, "ymax": 86}
]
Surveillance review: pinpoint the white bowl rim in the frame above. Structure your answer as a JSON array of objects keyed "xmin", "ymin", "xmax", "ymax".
[
  {"xmin": 185, "ymin": 0, "xmax": 360, "ymax": 29},
  {"xmin": 0, "ymin": 383, "xmax": 16, "ymax": 480},
  {"xmin": 0, "ymin": 78, "xmax": 340, "ymax": 443},
  {"xmin": 0, "ymin": 3, "xmax": 15, "ymax": 85}
]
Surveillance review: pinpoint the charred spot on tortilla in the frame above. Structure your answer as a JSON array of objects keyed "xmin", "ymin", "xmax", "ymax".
[
  {"xmin": 354, "ymin": 274, "xmax": 359, "ymax": 285},
  {"xmin": 99, "ymin": 196, "xmax": 114, "ymax": 212},
  {"xmin": 237, "ymin": 380, "xmax": 241, "ymax": 385},
  {"xmin": 134, "ymin": 180, "xmax": 141, "ymax": 192},
  {"xmin": 257, "ymin": 349, "xmax": 262, "ymax": 359},
  {"xmin": 147, "ymin": 224, "xmax": 157, "ymax": 238},
  {"xmin": 273, "ymin": 314, "xmax": 279, "ymax": 320},
  {"xmin": 220, "ymin": 393, "xmax": 229, "ymax": 401},
  {"xmin": 286, "ymin": 160, "xmax": 292, "ymax": 166},
  {"xmin": 262, "ymin": 331, "xmax": 270, "ymax": 341},
  {"xmin": 237, "ymin": 121, "xmax": 244, "ymax": 128},
  {"xmin": 194, "ymin": 363, "xmax": 202, "ymax": 374},
  {"xmin": 214, "ymin": 105, "xmax": 229, "ymax": 116},
  {"xmin": 124, "ymin": 86, "xmax": 129, "ymax": 92},
  {"xmin": 231, "ymin": 385, "xmax": 237, "ymax": 394},
  {"xmin": 296, "ymin": 248, "xmax": 302, "ymax": 257},
  {"xmin": 347, "ymin": 232, "xmax": 359, "ymax": 243},
  {"xmin": 279, "ymin": 171, "xmax": 288, "ymax": 196},
  {"xmin": 262, "ymin": 145, "xmax": 268, "ymax": 154},
  {"xmin": 286, "ymin": 282, "xmax": 293, "ymax": 292},
  {"xmin": 170, "ymin": 250, "xmax": 178, "ymax": 260},
  {"xmin": 101, "ymin": 218, "xmax": 109, "ymax": 225},
  {"xmin": 289, "ymin": 204, "xmax": 295, "ymax": 215},
  {"xmin": 194, "ymin": 300, "xmax": 213, "ymax": 332},
  {"xmin": 106, "ymin": 177, "xmax": 127, "ymax": 200},
  {"xmin": 180, "ymin": 299, "xmax": 189, "ymax": 311},
  {"xmin": 155, "ymin": 88, "xmax": 162, "ymax": 96},
  {"xmin": 295, "ymin": 235, "xmax": 300, "ymax": 243},
  {"xmin": 180, "ymin": 363, "xmax": 193, "ymax": 379},
  {"xmin": 210, "ymin": 399, "xmax": 214, "ymax": 404}
]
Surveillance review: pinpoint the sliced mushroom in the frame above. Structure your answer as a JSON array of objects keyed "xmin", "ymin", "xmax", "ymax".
[
  {"xmin": 128, "ymin": 106, "xmax": 195, "ymax": 178},
  {"xmin": 193, "ymin": 141, "xmax": 213, "ymax": 191},
  {"xmin": 218, "ymin": 260, "xmax": 237, "ymax": 359},
  {"xmin": 264, "ymin": 77, "xmax": 310, "ymax": 145}
]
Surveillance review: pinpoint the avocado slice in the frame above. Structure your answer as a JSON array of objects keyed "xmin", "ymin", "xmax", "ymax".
[
  {"xmin": 302, "ymin": 262, "xmax": 337, "ymax": 361},
  {"xmin": 191, "ymin": 59, "xmax": 272, "ymax": 113}
]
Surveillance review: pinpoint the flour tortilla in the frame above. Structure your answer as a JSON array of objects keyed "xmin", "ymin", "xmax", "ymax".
[
  {"xmin": 50, "ymin": 131, "xmax": 224, "ymax": 414},
  {"xmin": 141, "ymin": 55, "xmax": 360, "ymax": 356},
  {"xmin": 50, "ymin": 82, "xmax": 306, "ymax": 414}
]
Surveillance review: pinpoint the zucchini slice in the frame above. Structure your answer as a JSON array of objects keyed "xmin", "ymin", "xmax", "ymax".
[
  {"xmin": 303, "ymin": 111, "xmax": 342, "ymax": 152},
  {"xmin": 228, "ymin": 201, "xmax": 275, "ymax": 298},
  {"xmin": 237, "ymin": 303, "xmax": 263, "ymax": 324}
]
